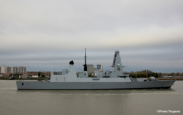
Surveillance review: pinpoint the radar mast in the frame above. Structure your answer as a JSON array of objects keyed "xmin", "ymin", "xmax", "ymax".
[{"xmin": 83, "ymin": 48, "xmax": 87, "ymax": 71}]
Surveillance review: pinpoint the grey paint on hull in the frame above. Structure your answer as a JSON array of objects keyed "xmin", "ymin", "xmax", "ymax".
[{"xmin": 16, "ymin": 80, "xmax": 175, "ymax": 90}]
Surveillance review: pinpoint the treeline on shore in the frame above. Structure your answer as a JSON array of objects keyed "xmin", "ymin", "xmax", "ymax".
[
  {"xmin": 129, "ymin": 70, "xmax": 183, "ymax": 78},
  {"xmin": 1, "ymin": 69, "xmax": 183, "ymax": 80}
]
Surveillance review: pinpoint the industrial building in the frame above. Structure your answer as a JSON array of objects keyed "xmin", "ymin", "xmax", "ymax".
[
  {"xmin": 87, "ymin": 64, "xmax": 94, "ymax": 74},
  {"xmin": 1, "ymin": 66, "xmax": 7, "ymax": 73},
  {"xmin": 97, "ymin": 64, "xmax": 103, "ymax": 70},
  {"xmin": 0, "ymin": 66, "xmax": 27, "ymax": 74}
]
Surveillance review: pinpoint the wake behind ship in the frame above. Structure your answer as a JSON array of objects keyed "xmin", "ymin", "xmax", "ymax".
[{"xmin": 16, "ymin": 50, "xmax": 175, "ymax": 90}]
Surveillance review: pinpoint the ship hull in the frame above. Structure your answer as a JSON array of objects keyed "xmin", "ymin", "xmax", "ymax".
[{"xmin": 16, "ymin": 80, "xmax": 175, "ymax": 90}]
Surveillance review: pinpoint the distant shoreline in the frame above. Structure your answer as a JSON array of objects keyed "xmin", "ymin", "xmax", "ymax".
[{"xmin": 0, "ymin": 77, "xmax": 182, "ymax": 80}]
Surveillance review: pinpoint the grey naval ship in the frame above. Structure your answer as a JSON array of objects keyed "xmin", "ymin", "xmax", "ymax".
[{"xmin": 16, "ymin": 50, "xmax": 175, "ymax": 90}]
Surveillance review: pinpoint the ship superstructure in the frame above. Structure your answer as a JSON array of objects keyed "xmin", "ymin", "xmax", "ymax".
[{"xmin": 16, "ymin": 50, "xmax": 175, "ymax": 90}]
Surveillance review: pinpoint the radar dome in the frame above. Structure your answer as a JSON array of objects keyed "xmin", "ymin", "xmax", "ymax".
[
  {"xmin": 115, "ymin": 50, "xmax": 119, "ymax": 54},
  {"xmin": 150, "ymin": 77, "xmax": 156, "ymax": 81}
]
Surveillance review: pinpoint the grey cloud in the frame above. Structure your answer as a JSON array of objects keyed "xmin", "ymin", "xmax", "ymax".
[{"xmin": 0, "ymin": 0, "xmax": 183, "ymax": 72}]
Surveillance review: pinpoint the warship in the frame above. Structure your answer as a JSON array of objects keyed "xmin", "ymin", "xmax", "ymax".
[{"xmin": 16, "ymin": 49, "xmax": 175, "ymax": 90}]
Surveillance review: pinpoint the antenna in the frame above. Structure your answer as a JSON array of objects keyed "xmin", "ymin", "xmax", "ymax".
[
  {"xmin": 83, "ymin": 48, "xmax": 87, "ymax": 71},
  {"xmin": 85, "ymin": 48, "xmax": 86, "ymax": 65}
]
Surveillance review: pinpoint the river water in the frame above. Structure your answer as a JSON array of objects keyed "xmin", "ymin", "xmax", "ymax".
[{"xmin": 0, "ymin": 80, "xmax": 182, "ymax": 115}]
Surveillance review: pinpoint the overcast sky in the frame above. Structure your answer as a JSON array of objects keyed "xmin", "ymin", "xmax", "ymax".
[{"xmin": 0, "ymin": 0, "xmax": 183, "ymax": 72}]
